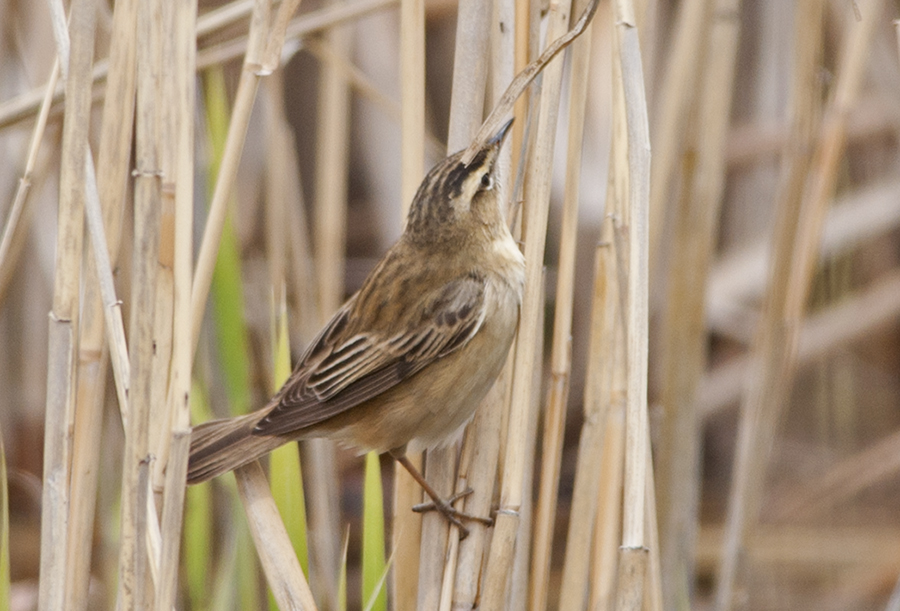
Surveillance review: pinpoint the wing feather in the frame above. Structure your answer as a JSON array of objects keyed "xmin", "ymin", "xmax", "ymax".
[{"xmin": 254, "ymin": 273, "xmax": 487, "ymax": 436}]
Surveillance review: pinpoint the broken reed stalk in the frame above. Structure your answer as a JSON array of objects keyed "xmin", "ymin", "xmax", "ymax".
[
  {"xmin": 655, "ymin": 0, "xmax": 741, "ymax": 609},
  {"xmin": 117, "ymin": 0, "xmax": 165, "ymax": 605},
  {"xmin": 646, "ymin": 0, "xmax": 710, "ymax": 280},
  {"xmin": 234, "ymin": 462, "xmax": 319, "ymax": 610},
  {"xmin": 414, "ymin": 1, "xmax": 492, "ymax": 606},
  {"xmin": 715, "ymin": 1, "xmax": 880, "ymax": 608},
  {"xmin": 39, "ymin": 0, "xmax": 96, "ymax": 608},
  {"xmin": 528, "ymin": 0, "xmax": 592, "ymax": 605},
  {"xmin": 480, "ymin": 0, "xmax": 573, "ymax": 605},
  {"xmin": 0, "ymin": 60, "xmax": 58, "ymax": 304},
  {"xmin": 306, "ymin": 2, "xmax": 351, "ymax": 603},
  {"xmin": 612, "ymin": 0, "xmax": 653, "ymax": 608},
  {"xmin": 392, "ymin": 0, "xmax": 426, "ymax": 605},
  {"xmin": 154, "ymin": 1, "xmax": 197, "ymax": 610}
]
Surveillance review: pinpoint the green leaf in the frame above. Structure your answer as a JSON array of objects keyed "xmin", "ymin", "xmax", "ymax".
[
  {"xmin": 362, "ymin": 452, "xmax": 387, "ymax": 611},
  {"xmin": 184, "ymin": 380, "xmax": 214, "ymax": 611},
  {"xmin": 204, "ymin": 66, "xmax": 252, "ymax": 416},
  {"xmin": 338, "ymin": 527, "xmax": 350, "ymax": 611},
  {"xmin": 269, "ymin": 300, "xmax": 309, "ymax": 610},
  {"xmin": 201, "ymin": 65, "xmax": 261, "ymax": 609}
]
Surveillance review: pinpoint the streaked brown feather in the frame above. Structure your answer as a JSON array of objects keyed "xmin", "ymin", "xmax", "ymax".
[{"xmin": 253, "ymin": 273, "xmax": 487, "ymax": 436}]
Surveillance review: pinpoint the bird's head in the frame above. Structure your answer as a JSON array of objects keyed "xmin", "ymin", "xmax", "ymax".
[{"xmin": 405, "ymin": 119, "xmax": 514, "ymax": 247}]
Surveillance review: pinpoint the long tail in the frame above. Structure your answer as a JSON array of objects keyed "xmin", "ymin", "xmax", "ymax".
[{"xmin": 187, "ymin": 413, "xmax": 289, "ymax": 484}]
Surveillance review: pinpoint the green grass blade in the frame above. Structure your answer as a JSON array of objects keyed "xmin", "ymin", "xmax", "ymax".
[
  {"xmin": 204, "ymin": 66, "xmax": 252, "ymax": 417},
  {"xmin": 362, "ymin": 549, "xmax": 395, "ymax": 611},
  {"xmin": 202, "ymin": 65, "xmax": 260, "ymax": 609},
  {"xmin": 184, "ymin": 380, "xmax": 214, "ymax": 611},
  {"xmin": 362, "ymin": 451, "xmax": 387, "ymax": 611},
  {"xmin": 268, "ymin": 301, "xmax": 310, "ymax": 609},
  {"xmin": 0, "ymin": 420, "xmax": 9, "ymax": 611},
  {"xmin": 338, "ymin": 527, "xmax": 350, "ymax": 611}
]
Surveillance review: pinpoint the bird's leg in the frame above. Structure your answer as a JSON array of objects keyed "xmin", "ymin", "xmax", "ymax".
[{"xmin": 392, "ymin": 452, "xmax": 493, "ymax": 540}]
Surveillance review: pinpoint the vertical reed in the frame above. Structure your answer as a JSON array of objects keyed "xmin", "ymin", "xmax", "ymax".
[
  {"xmin": 716, "ymin": 1, "xmax": 880, "ymax": 607},
  {"xmin": 654, "ymin": 0, "xmax": 741, "ymax": 609},
  {"xmin": 392, "ymin": 0, "xmax": 426, "ymax": 606},
  {"xmin": 39, "ymin": 0, "xmax": 96, "ymax": 608}
]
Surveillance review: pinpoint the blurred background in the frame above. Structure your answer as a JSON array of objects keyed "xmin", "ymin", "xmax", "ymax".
[{"xmin": 1, "ymin": 0, "xmax": 900, "ymax": 609}]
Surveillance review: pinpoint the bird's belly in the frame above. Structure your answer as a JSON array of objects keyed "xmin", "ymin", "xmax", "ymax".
[{"xmin": 318, "ymin": 284, "xmax": 520, "ymax": 455}]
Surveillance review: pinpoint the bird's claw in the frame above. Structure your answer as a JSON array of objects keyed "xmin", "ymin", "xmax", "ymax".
[{"xmin": 412, "ymin": 488, "xmax": 494, "ymax": 540}]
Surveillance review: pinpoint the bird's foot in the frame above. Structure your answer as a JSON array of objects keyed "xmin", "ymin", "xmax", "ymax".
[{"xmin": 412, "ymin": 488, "xmax": 494, "ymax": 540}]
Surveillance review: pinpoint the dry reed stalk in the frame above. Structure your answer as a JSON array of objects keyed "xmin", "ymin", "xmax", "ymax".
[
  {"xmin": 701, "ymin": 267, "xmax": 900, "ymax": 418},
  {"xmin": 611, "ymin": 0, "xmax": 653, "ymax": 607},
  {"xmin": 646, "ymin": 0, "xmax": 711, "ymax": 280},
  {"xmin": 39, "ymin": 0, "xmax": 96, "ymax": 607},
  {"xmin": 510, "ymin": 0, "xmax": 529, "ymax": 172},
  {"xmin": 65, "ymin": 0, "xmax": 137, "ymax": 593},
  {"xmin": 771, "ymin": 425, "xmax": 900, "ymax": 521},
  {"xmin": 588, "ymin": 27, "xmax": 631, "ymax": 611},
  {"xmin": 272, "ymin": 103, "xmax": 320, "ymax": 346},
  {"xmin": 0, "ymin": 60, "xmax": 58, "ymax": 304},
  {"xmin": 148, "ymin": 0, "xmax": 179, "ymax": 496},
  {"xmin": 302, "ymin": 39, "xmax": 444, "ymax": 162},
  {"xmin": 400, "ymin": 0, "xmax": 425, "ymax": 211},
  {"xmin": 590, "ymin": 410, "xmax": 625, "ymax": 611},
  {"xmin": 715, "ymin": 2, "xmax": 880, "ymax": 608},
  {"xmin": 189, "ymin": 0, "xmax": 269, "ymax": 355},
  {"xmin": 392, "ymin": 1, "xmax": 426, "ymax": 605},
  {"xmin": 459, "ymin": 0, "xmax": 600, "ymax": 164},
  {"xmin": 706, "ymin": 181, "xmax": 900, "ymax": 340},
  {"xmin": 449, "ymin": 376, "xmax": 506, "ymax": 607},
  {"xmin": 528, "ymin": 1, "xmax": 592, "ymax": 605},
  {"xmin": 446, "ymin": 4, "xmax": 516, "ymax": 606},
  {"xmin": 234, "ymin": 462, "xmax": 319, "ymax": 610},
  {"xmin": 306, "ymin": 3, "xmax": 350, "ymax": 603},
  {"xmin": 896, "ymin": 20, "xmax": 900, "ymax": 65},
  {"xmin": 697, "ymin": 525, "xmax": 900, "ymax": 569},
  {"xmin": 654, "ymin": 1, "xmax": 741, "ymax": 609},
  {"xmin": 50, "ymin": 0, "xmax": 151, "ymax": 606},
  {"xmin": 117, "ymin": 0, "xmax": 165, "ymax": 606},
  {"xmin": 0, "ymin": 0, "xmax": 399, "ymax": 132},
  {"xmin": 557, "ymin": 239, "xmax": 612, "ymax": 611},
  {"xmin": 643, "ymin": 442, "xmax": 662, "ymax": 611},
  {"xmin": 414, "ymin": 1, "xmax": 492, "ymax": 605},
  {"xmin": 154, "ymin": 2, "xmax": 197, "ymax": 610},
  {"xmin": 506, "ymin": 278, "xmax": 545, "ymax": 611},
  {"xmin": 480, "ymin": 0, "xmax": 573, "ymax": 605},
  {"xmin": 263, "ymin": 74, "xmax": 290, "ymax": 312}
]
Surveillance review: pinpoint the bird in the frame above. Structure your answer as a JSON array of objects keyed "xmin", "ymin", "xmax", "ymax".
[{"xmin": 187, "ymin": 119, "xmax": 524, "ymax": 537}]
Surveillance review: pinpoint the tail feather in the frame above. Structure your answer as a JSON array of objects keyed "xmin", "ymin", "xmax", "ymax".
[{"xmin": 187, "ymin": 413, "xmax": 289, "ymax": 484}]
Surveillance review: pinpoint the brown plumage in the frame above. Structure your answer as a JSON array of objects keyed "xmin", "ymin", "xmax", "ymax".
[{"xmin": 187, "ymin": 120, "xmax": 523, "ymax": 533}]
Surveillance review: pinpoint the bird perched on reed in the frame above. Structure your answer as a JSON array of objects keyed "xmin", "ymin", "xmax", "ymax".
[{"xmin": 187, "ymin": 119, "xmax": 523, "ymax": 536}]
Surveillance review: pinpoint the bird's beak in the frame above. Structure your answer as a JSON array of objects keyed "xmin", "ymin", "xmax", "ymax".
[{"xmin": 487, "ymin": 118, "xmax": 514, "ymax": 149}]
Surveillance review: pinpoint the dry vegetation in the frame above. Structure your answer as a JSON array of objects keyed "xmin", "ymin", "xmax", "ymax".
[{"xmin": 1, "ymin": 0, "xmax": 900, "ymax": 610}]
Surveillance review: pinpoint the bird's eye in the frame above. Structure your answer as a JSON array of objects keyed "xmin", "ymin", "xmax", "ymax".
[{"xmin": 480, "ymin": 173, "xmax": 493, "ymax": 190}]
